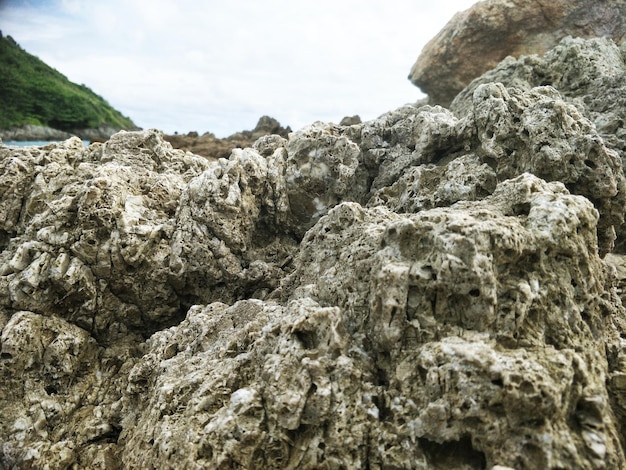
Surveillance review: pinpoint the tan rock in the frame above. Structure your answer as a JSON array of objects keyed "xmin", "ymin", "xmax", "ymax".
[{"xmin": 409, "ymin": 0, "xmax": 626, "ymax": 106}]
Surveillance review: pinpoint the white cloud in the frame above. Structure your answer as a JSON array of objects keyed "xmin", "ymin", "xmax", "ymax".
[{"xmin": 0, "ymin": 0, "xmax": 478, "ymax": 136}]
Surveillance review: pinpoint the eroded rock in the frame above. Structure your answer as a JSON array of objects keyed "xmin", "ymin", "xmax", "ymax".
[
  {"xmin": 118, "ymin": 175, "xmax": 626, "ymax": 468},
  {"xmin": 2, "ymin": 38, "xmax": 626, "ymax": 469}
]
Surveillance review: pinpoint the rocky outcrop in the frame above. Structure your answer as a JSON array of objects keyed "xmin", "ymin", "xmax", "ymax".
[
  {"xmin": 164, "ymin": 116, "xmax": 291, "ymax": 159},
  {"xmin": 339, "ymin": 115, "xmax": 362, "ymax": 126},
  {"xmin": 409, "ymin": 0, "xmax": 626, "ymax": 106},
  {"xmin": 2, "ymin": 38, "xmax": 626, "ymax": 469}
]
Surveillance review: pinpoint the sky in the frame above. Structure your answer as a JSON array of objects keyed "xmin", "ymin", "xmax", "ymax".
[{"xmin": 0, "ymin": 0, "xmax": 478, "ymax": 137}]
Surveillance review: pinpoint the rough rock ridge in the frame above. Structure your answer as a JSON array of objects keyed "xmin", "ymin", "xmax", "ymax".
[{"xmin": 2, "ymin": 38, "xmax": 626, "ymax": 469}]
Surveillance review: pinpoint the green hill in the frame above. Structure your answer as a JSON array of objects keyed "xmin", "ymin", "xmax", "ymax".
[{"xmin": 0, "ymin": 32, "xmax": 136, "ymax": 131}]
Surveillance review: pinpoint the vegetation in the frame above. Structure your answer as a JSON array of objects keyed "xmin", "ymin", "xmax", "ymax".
[{"xmin": 0, "ymin": 33, "xmax": 136, "ymax": 130}]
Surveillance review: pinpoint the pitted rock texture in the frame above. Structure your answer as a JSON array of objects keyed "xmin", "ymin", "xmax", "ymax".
[
  {"xmin": 452, "ymin": 37, "xmax": 626, "ymax": 161},
  {"xmin": 451, "ymin": 37, "xmax": 626, "ymax": 251},
  {"xmin": 2, "ymin": 37, "xmax": 626, "ymax": 469},
  {"xmin": 409, "ymin": 0, "xmax": 626, "ymax": 106}
]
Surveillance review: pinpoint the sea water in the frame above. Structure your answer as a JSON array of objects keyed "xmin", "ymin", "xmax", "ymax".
[{"xmin": 3, "ymin": 140, "xmax": 91, "ymax": 147}]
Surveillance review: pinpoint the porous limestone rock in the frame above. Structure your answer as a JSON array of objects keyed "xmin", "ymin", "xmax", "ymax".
[
  {"xmin": 2, "ymin": 38, "xmax": 626, "ymax": 469},
  {"xmin": 451, "ymin": 36, "xmax": 626, "ymax": 166},
  {"xmin": 451, "ymin": 37, "xmax": 626, "ymax": 251},
  {"xmin": 409, "ymin": 0, "xmax": 626, "ymax": 106},
  {"xmin": 119, "ymin": 175, "xmax": 626, "ymax": 469}
]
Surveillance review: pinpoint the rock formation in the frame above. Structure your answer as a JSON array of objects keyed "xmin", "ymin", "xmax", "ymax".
[
  {"xmin": 164, "ymin": 116, "xmax": 291, "ymax": 159},
  {"xmin": 409, "ymin": 0, "xmax": 626, "ymax": 106},
  {"xmin": 2, "ymin": 38, "xmax": 626, "ymax": 469}
]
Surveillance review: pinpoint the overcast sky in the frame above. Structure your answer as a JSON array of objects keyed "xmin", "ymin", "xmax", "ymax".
[{"xmin": 0, "ymin": 0, "xmax": 477, "ymax": 137}]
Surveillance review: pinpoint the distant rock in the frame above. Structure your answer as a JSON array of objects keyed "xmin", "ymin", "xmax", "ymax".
[
  {"xmin": 409, "ymin": 0, "xmax": 626, "ymax": 106},
  {"xmin": 164, "ymin": 116, "xmax": 291, "ymax": 159},
  {"xmin": 339, "ymin": 115, "xmax": 362, "ymax": 126},
  {"xmin": 74, "ymin": 124, "xmax": 141, "ymax": 142}
]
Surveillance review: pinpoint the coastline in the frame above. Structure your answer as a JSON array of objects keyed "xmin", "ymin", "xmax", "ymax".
[
  {"xmin": 0, "ymin": 123, "xmax": 141, "ymax": 142},
  {"xmin": 2, "ymin": 139, "xmax": 91, "ymax": 147}
]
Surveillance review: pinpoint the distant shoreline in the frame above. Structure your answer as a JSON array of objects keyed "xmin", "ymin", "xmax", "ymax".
[
  {"xmin": 0, "ymin": 124, "xmax": 140, "ymax": 143},
  {"xmin": 2, "ymin": 139, "xmax": 91, "ymax": 147}
]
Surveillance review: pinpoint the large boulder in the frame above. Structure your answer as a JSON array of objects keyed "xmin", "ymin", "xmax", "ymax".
[
  {"xmin": 409, "ymin": 0, "xmax": 626, "ymax": 106},
  {"xmin": 2, "ymin": 38, "xmax": 626, "ymax": 468}
]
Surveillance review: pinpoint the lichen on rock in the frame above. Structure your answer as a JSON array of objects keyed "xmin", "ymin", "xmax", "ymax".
[{"xmin": 2, "ymin": 37, "xmax": 626, "ymax": 469}]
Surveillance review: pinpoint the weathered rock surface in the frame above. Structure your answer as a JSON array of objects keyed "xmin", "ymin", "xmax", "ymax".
[
  {"xmin": 2, "ymin": 38, "xmax": 626, "ymax": 469},
  {"xmin": 451, "ymin": 36, "xmax": 626, "ymax": 251},
  {"xmin": 164, "ymin": 116, "xmax": 291, "ymax": 159},
  {"xmin": 409, "ymin": 0, "xmax": 626, "ymax": 106}
]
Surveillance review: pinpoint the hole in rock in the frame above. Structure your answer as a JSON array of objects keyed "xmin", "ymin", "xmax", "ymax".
[
  {"xmin": 518, "ymin": 380, "xmax": 535, "ymax": 394},
  {"xmin": 294, "ymin": 330, "xmax": 317, "ymax": 350},
  {"xmin": 512, "ymin": 202, "xmax": 531, "ymax": 216},
  {"xmin": 419, "ymin": 435, "xmax": 486, "ymax": 469},
  {"xmin": 45, "ymin": 385, "xmax": 58, "ymax": 395},
  {"xmin": 198, "ymin": 442, "xmax": 213, "ymax": 460},
  {"xmin": 0, "ymin": 229, "xmax": 12, "ymax": 251},
  {"xmin": 584, "ymin": 159, "xmax": 597, "ymax": 169},
  {"xmin": 491, "ymin": 378, "xmax": 503, "ymax": 387},
  {"xmin": 100, "ymin": 424, "xmax": 122, "ymax": 444},
  {"xmin": 372, "ymin": 395, "xmax": 389, "ymax": 422},
  {"xmin": 137, "ymin": 302, "xmax": 192, "ymax": 341},
  {"xmin": 469, "ymin": 289, "xmax": 480, "ymax": 298},
  {"xmin": 86, "ymin": 424, "xmax": 122, "ymax": 445},
  {"xmin": 431, "ymin": 147, "xmax": 451, "ymax": 163},
  {"xmin": 377, "ymin": 368, "xmax": 389, "ymax": 388},
  {"xmin": 417, "ymin": 365, "xmax": 428, "ymax": 383},
  {"xmin": 0, "ymin": 352, "xmax": 12, "ymax": 360}
]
